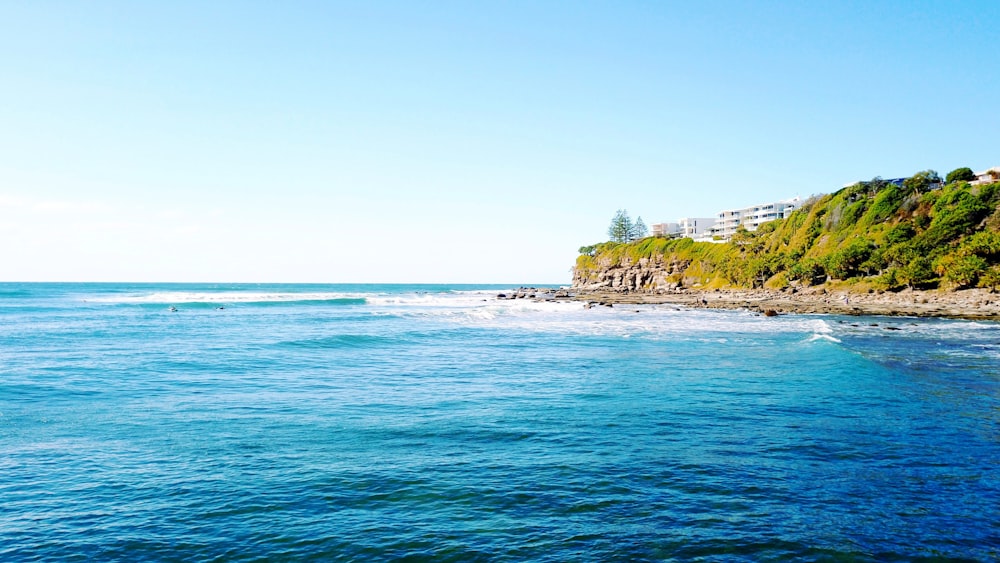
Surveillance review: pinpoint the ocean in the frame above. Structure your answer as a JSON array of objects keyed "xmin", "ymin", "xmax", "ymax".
[{"xmin": 1, "ymin": 283, "xmax": 998, "ymax": 561}]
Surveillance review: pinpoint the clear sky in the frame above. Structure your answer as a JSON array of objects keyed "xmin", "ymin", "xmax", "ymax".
[{"xmin": 1, "ymin": 1, "xmax": 997, "ymax": 284}]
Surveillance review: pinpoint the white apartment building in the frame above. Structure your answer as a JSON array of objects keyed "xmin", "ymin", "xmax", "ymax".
[
  {"xmin": 651, "ymin": 222, "xmax": 680, "ymax": 237},
  {"xmin": 677, "ymin": 217, "xmax": 717, "ymax": 237},
  {"xmin": 708, "ymin": 197, "xmax": 801, "ymax": 239},
  {"xmin": 651, "ymin": 218, "xmax": 716, "ymax": 238},
  {"xmin": 972, "ymin": 166, "xmax": 1000, "ymax": 186}
]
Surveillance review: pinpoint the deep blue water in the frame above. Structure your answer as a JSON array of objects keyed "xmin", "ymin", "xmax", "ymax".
[{"xmin": 2, "ymin": 283, "xmax": 999, "ymax": 561}]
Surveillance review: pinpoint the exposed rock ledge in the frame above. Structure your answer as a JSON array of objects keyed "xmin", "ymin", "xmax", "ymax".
[{"xmin": 501, "ymin": 286, "xmax": 1000, "ymax": 320}]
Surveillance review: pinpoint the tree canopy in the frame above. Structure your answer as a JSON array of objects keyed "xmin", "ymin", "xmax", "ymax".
[
  {"xmin": 946, "ymin": 167, "xmax": 976, "ymax": 184},
  {"xmin": 903, "ymin": 170, "xmax": 941, "ymax": 194},
  {"xmin": 607, "ymin": 209, "xmax": 648, "ymax": 243}
]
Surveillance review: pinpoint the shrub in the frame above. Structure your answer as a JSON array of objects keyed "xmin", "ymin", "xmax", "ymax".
[
  {"xmin": 900, "ymin": 256, "xmax": 936, "ymax": 289},
  {"xmin": 903, "ymin": 170, "xmax": 941, "ymax": 194},
  {"xmin": 826, "ymin": 238, "xmax": 873, "ymax": 279},
  {"xmin": 788, "ymin": 258, "xmax": 826, "ymax": 285},
  {"xmin": 979, "ymin": 266, "xmax": 1000, "ymax": 292},
  {"xmin": 859, "ymin": 184, "xmax": 908, "ymax": 226},
  {"xmin": 959, "ymin": 231, "xmax": 1000, "ymax": 259},
  {"xmin": 885, "ymin": 222, "xmax": 916, "ymax": 245},
  {"xmin": 764, "ymin": 271, "xmax": 790, "ymax": 290},
  {"xmin": 935, "ymin": 254, "xmax": 988, "ymax": 289},
  {"xmin": 946, "ymin": 167, "xmax": 976, "ymax": 184},
  {"xmin": 860, "ymin": 248, "xmax": 887, "ymax": 276},
  {"xmin": 872, "ymin": 268, "xmax": 902, "ymax": 291}
]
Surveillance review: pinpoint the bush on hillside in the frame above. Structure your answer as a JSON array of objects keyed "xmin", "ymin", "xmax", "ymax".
[{"xmin": 946, "ymin": 167, "xmax": 976, "ymax": 184}]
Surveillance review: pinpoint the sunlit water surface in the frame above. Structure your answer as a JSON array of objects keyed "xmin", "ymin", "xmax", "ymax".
[{"xmin": 2, "ymin": 283, "xmax": 998, "ymax": 561}]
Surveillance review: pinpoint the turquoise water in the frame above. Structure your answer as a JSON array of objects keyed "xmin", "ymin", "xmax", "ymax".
[{"xmin": 2, "ymin": 283, "xmax": 998, "ymax": 561}]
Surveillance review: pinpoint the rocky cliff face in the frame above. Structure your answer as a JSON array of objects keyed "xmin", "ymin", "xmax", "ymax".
[{"xmin": 573, "ymin": 254, "xmax": 695, "ymax": 292}]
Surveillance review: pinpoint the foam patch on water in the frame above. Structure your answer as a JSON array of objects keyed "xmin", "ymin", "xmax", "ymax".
[
  {"xmin": 833, "ymin": 317, "xmax": 999, "ymax": 341},
  {"xmin": 427, "ymin": 299, "xmax": 841, "ymax": 341},
  {"xmin": 366, "ymin": 293, "xmax": 496, "ymax": 308},
  {"xmin": 805, "ymin": 333, "xmax": 842, "ymax": 343},
  {"xmin": 91, "ymin": 291, "xmax": 370, "ymax": 304}
]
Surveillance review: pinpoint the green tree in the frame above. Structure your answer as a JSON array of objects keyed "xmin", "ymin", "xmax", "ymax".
[
  {"xmin": 978, "ymin": 265, "xmax": 1000, "ymax": 292},
  {"xmin": 899, "ymin": 256, "xmax": 935, "ymax": 289},
  {"xmin": 826, "ymin": 238, "xmax": 873, "ymax": 279},
  {"xmin": 903, "ymin": 170, "xmax": 941, "ymax": 195},
  {"xmin": 630, "ymin": 216, "xmax": 648, "ymax": 241},
  {"xmin": 885, "ymin": 222, "xmax": 916, "ymax": 244},
  {"xmin": 960, "ymin": 230, "xmax": 1000, "ymax": 259},
  {"xmin": 946, "ymin": 167, "xmax": 976, "ymax": 184},
  {"xmin": 730, "ymin": 226, "xmax": 766, "ymax": 254},
  {"xmin": 865, "ymin": 176, "xmax": 889, "ymax": 197},
  {"xmin": 860, "ymin": 248, "xmax": 887, "ymax": 276},
  {"xmin": 745, "ymin": 256, "xmax": 772, "ymax": 288},
  {"xmin": 608, "ymin": 209, "xmax": 633, "ymax": 243},
  {"xmin": 935, "ymin": 254, "xmax": 987, "ymax": 289},
  {"xmin": 788, "ymin": 258, "xmax": 826, "ymax": 285}
]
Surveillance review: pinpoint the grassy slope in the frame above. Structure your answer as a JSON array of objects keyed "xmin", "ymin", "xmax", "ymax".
[{"xmin": 575, "ymin": 180, "xmax": 1000, "ymax": 292}]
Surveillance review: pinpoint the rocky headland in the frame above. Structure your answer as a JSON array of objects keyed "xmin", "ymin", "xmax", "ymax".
[{"xmin": 562, "ymin": 175, "xmax": 1000, "ymax": 320}]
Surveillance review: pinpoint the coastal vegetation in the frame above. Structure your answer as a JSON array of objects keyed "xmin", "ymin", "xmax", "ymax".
[
  {"xmin": 575, "ymin": 171, "xmax": 1000, "ymax": 293},
  {"xmin": 601, "ymin": 209, "xmax": 648, "ymax": 244}
]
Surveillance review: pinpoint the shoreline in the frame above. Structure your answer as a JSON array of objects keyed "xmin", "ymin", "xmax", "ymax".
[{"xmin": 510, "ymin": 287, "xmax": 1000, "ymax": 320}]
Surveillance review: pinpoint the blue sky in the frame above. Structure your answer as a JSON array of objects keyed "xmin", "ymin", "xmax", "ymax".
[{"xmin": 1, "ymin": 1, "xmax": 997, "ymax": 283}]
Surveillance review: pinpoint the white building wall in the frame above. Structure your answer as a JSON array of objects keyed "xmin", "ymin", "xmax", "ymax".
[
  {"xmin": 651, "ymin": 222, "xmax": 680, "ymax": 237},
  {"xmin": 709, "ymin": 197, "xmax": 801, "ymax": 239},
  {"xmin": 972, "ymin": 166, "xmax": 1000, "ymax": 186},
  {"xmin": 677, "ymin": 217, "xmax": 717, "ymax": 237}
]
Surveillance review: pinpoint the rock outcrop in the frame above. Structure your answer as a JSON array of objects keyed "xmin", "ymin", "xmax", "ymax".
[{"xmin": 573, "ymin": 254, "xmax": 694, "ymax": 292}]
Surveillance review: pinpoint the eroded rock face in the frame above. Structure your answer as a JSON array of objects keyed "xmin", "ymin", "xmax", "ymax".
[{"xmin": 573, "ymin": 255, "xmax": 692, "ymax": 292}]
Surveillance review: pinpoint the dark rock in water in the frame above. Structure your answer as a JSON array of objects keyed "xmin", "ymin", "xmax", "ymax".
[
  {"xmin": 763, "ymin": 309, "xmax": 779, "ymax": 317},
  {"xmin": 885, "ymin": 326, "xmax": 901, "ymax": 331},
  {"xmin": 497, "ymin": 293, "xmax": 507, "ymax": 299}
]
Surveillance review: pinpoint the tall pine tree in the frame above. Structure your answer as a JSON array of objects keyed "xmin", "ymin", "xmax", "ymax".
[
  {"xmin": 630, "ymin": 216, "xmax": 648, "ymax": 241},
  {"xmin": 608, "ymin": 209, "xmax": 633, "ymax": 243}
]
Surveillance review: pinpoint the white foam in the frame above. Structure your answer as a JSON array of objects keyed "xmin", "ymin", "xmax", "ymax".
[
  {"xmin": 839, "ymin": 318, "xmax": 999, "ymax": 341},
  {"xmin": 91, "ymin": 291, "xmax": 369, "ymax": 304},
  {"xmin": 805, "ymin": 333, "xmax": 842, "ymax": 343},
  {"xmin": 431, "ymin": 299, "xmax": 838, "ymax": 341}
]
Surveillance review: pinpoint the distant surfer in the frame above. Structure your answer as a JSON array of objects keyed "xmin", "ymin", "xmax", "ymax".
[{"xmin": 168, "ymin": 306, "xmax": 177, "ymax": 312}]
